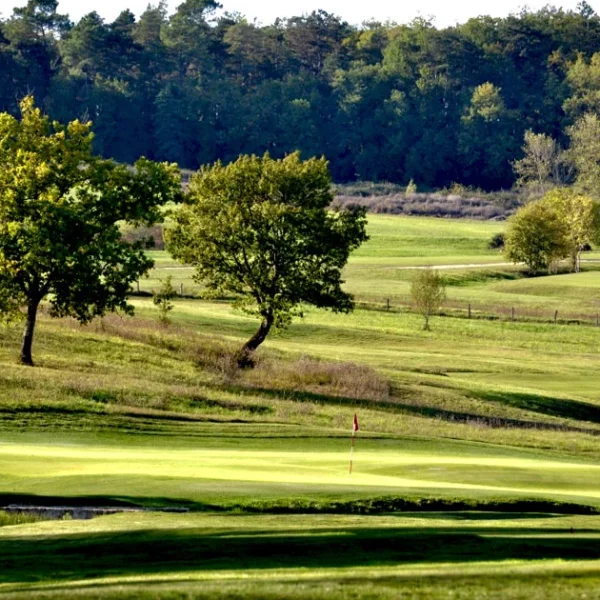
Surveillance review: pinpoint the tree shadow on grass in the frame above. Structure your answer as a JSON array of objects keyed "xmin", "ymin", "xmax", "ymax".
[
  {"xmin": 218, "ymin": 382, "xmax": 600, "ymax": 436},
  {"xmin": 2, "ymin": 525, "xmax": 600, "ymax": 584},
  {"xmin": 2, "ymin": 493, "xmax": 598, "ymax": 518},
  {"xmin": 469, "ymin": 390, "xmax": 600, "ymax": 425}
]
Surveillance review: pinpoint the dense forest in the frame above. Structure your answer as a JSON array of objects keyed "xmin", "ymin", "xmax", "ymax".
[{"xmin": 3, "ymin": 0, "xmax": 600, "ymax": 189}]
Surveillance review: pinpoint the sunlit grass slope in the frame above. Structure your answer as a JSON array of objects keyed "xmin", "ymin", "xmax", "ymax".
[{"xmin": 3, "ymin": 298, "xmax": 600, "ymax": 506}]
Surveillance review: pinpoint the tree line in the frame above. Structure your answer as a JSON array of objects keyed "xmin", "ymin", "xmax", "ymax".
[{"xmin": 4, "ymin": 0, "xmax": 600, "ymax": 190}]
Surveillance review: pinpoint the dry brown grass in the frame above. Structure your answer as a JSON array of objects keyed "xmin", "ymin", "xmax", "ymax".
[
  {"xmin": 333, "ymin": 192, "xmax": 519, "ymax": 220},
  {"xmin": 58, "ymin": 313, "xmax": 391, "ymax": 403},
  {"xmin": 242, "ymin": 355, "xmax": 390, "ymax": 402}
]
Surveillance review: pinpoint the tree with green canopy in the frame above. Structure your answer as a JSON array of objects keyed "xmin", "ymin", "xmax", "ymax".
[
  {"xmin": 504, "ymin": 199, "xmax": 570, "ymax": 274},
  {"xmin": 0, "ymin": 96, "xmax": 181, "ymax": 365},
  {"xmin": 543, "ymin": 188, "xmax": 600, "ymax": 272},
  {"xmin": 567, "ymin": 113, "xmax": 600, "ymax": 197},
  {"xmin": 410, "ymin": 268, "xmax": 446, "ymax": 331},
  {"xmin": 513, "ymin": 130, "xmax": 566, "ymax": 197},
  {"xmin": 166, "ymin": 152, "xmax": 368, "ymax": 366}
]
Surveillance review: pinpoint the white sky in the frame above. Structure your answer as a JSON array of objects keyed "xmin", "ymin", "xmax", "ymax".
[{"xmin": 0, "ymin": 0, "xmax": 592, "ymax": 27}]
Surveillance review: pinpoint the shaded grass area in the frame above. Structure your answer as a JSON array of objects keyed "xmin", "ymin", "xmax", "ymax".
[
  {"xmin": 2, "ymin": 512, "xmax": 600, "ymax": 599},
  {"xmin": 5, "ymin": 571, "xmax": 600, "ymax": 600},
  {"xmin": 3, "ymin": 526, "xmax": 600, "ymax": 585},
  {"xmin": 470, "ymin": 390, "xmax": 600, "ymax": 424},
  {"xmin": 1, "ymin": 493, "xmax": 598, "ymax": 517}
]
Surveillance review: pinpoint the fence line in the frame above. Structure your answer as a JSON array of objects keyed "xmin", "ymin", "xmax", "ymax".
[{"xmin": 358, "ymin": 297, "xmax": 600, "ymax": 327}]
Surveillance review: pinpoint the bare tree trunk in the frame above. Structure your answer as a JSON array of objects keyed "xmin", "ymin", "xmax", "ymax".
[
  {"xmin": 20, "ymin": 299, "xmax": 39, "ymax": 367},
  {"xmin": 571, "ymin": 248, "xmax": 582, "ymax": 273},
  {"xmin": 237, "ymin": 312, "xmax": 275, "ymax": 368}
]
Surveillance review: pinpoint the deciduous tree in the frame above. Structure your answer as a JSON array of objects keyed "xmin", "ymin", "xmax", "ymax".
[
  {"xmin": 544, "ymin": 188, "xmax": 600, "ymax": 272},
  {"xmin": 504, "ymin": 199, "xmax": 569, "ymax": 274},
  {"xmin": 166, "ymin": 152, "xmax": 368, "ymax": 366},
  {"xmin": 410, "ymin": 268, "xmax": 446, "ymax": 331},
  {"xmin": 0, "ymin": 96, "xmax": 181, "ymax": 365},
  {"xmin": 567, "ymin": 113, "xmax": 600, "ymax": 197},
  {"xmin": 513, "ymin": 130, "xmax": 566, "ymax": 197}
]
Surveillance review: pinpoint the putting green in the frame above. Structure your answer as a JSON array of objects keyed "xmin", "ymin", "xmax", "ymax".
[{"xmin": 3, "ymin": 434, "xmax": 600, "ymax": 504}]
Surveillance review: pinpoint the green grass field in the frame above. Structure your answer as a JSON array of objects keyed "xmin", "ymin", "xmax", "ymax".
[
  {"xmin": 144, "ymin": 215, "xmax": 600, "ymax": 319},
  {"xmin": 3, "ymin": 214, "xmax": 600, "ymax": 598}
]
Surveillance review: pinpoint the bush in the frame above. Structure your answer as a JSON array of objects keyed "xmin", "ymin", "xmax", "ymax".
[
  {"xmin": 411, "ymin": 268, "xmax": 446, "ymax": 330},
  {"xmin": 152, "ymin": 276, "xmax": 177, "ymax": 325},
  {"xmin": 488, "ymin": 232, "xmax": 505, "ymax": 249}
]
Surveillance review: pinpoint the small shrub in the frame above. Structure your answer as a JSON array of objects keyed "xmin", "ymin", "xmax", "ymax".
[
  {"xmin": 488, "ymin": 232, "xmax": 505, "ymax": 249},
  {"xmin": 0, "ymin": 511, "xmax": 45, "ymax": 527},
  {"xmin": 192, "ymin": 339, "xmax": 241, "ymax": 382},
  {"xmin": 152, "ymin": 276, "xmax": 177, "ymax": 325},
  {"xmin": 405, "ymin": 179, "xmax": 417, "ymax": 195},
  {"xmin": 411, "ymin": 268, "xmax": 446, "ymax": 331}
]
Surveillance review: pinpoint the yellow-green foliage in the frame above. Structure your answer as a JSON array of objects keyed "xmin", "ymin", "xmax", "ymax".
[
  {"xmin": 0, "ymin": 96, "xmax": 182, "ymax": 365},
  {"xmin": 505, "ymin": 189, "xmax": 599, "ymax": 274},
  {"xmin": 505, "ymin": 198, "xmax": 569, "ymax": 273},
  {"xmin": 410, "ymin": 268, "xmax": 446, "ymax": 330},
  {"xmin": 544, "ymin": 188, "xmax": 600, "ymax": 271}
]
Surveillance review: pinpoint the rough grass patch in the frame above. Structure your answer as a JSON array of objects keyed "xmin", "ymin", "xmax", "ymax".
[
  {"xmin": 243, "ymin": 356, "xmax": 390, "ymax": 402},
  {"xmin": 0, "ymin": 510, "xmax": 46, "ymax": 527}
]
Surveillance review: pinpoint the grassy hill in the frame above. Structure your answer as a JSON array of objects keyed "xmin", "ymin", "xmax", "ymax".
[{"xmin": 2, "ymin": 214, "xmax": 600, "ymax": 598}]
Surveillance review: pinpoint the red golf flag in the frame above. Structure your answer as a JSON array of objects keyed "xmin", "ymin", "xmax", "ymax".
[{"xmin": 353, "ymin": 413, "xmax": 359, "ymax": 433}]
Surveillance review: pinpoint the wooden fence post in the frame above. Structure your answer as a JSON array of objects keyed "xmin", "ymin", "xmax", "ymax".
[
  {"xmin": 554, "ymin": 310, "xmax": 558, "ymax": 324},
  {"xmin": 468, "ymin": 303, "xmax": 471, "ymax": 319},
  {"xmin": 179, "ymin": 283, "xmax": 184, "ymax": 297},
  {"xmin": 386, "ymin": 299, "xmax": 390, "ymax": 311},
  {"xmin": 511, "ymin": 307, "xmax": 515, "ymax": 321}
]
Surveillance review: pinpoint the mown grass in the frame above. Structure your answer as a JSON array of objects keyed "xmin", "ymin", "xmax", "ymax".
[
  {"xmin": 2, "ymin": 513, "xmax": 600, "ymax": 598},
  {"xmin": 147, "ymin": 214, "xmax": 600, "ymax": 320},
  {"xmin": 4, "ymin": 213, "xmax": 600, "ymax": 597}
]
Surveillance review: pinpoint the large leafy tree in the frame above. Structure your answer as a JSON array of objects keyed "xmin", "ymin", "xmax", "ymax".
[
  {"xmin": 544, "ymin": 188, "xmax": 600, "ymax": 272},
  {"xmin": 504, "ymin": 198, "xmax": 570, "ymax": 274},
  {"xmin": 0, "ymin": 96, "xmax": 181, "ymax": 365},
  {"xmin": 167, "ymin": 152, "xmax": 368, "ymax": 365}
]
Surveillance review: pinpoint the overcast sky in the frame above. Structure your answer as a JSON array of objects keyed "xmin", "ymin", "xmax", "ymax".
[{"xmin": 0, "ymin": 0, "xmax": 592, "ymax": 27}]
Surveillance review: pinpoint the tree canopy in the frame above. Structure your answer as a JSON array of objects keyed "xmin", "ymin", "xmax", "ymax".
[
  {"xmin": 410, "ymin": 268, "xmax": 446, "ymax": 331},
  {"xmin": 505, "ymin": 200, "xmax": 569, "ymax": 274},
  {"xmin": 3, "ymin": 2, "xmax": 600, "ymax": 189},
  {"xmin": 0, "ymin": 96, "xmax": 181, "ymax": 365},
  {"xmin": 504, "ymin": 188, "xmax": 600, "ymax": 273},
  {"xmin": 166, "ymin": 152, "xmax": 368, "ymax": 364}
]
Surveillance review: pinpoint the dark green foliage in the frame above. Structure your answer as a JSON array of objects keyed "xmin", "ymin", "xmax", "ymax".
[
  {"xmin": 2, "ymin": 4, "xmax": 600, "ymax": 188},
  {"xmin": 488, "ymin": 232, "xmax": 506, "ymax": 249},
  {"xmin": 167, "ymin": 152, "xmax": 368, "ymax": 361}
]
